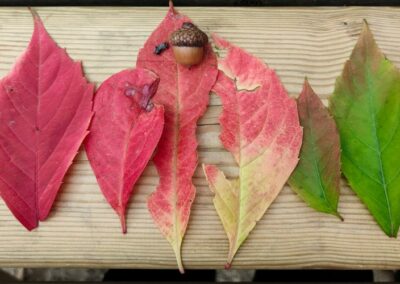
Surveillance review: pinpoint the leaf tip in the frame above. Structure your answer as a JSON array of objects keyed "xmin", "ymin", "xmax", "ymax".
[
  {"xmin": 355, "ymin": 19, "xmax": 378, "ymax": 55},
  {"xmin": 361, "ymin": 19, "xmax": 372, "ymax": 36},
  {"xmin": 23, "ymin": 218, "xmax": 38, "ymax": 231},
  {"xmin": 385, "ymin": 225, "xmax": 398, "ymax": 238},
  {"xmin": 119, "ymin": 213, "xmax": 127, "ymax": 234},
  {"xmin": 303, "ymin": 76, "xmax": 310, "ymax": 86},
  {"xmin": 28, "ymin": 7, "xmax": 43, "ymax": 27},
  {"xmin": 298, "ymin": 77, "xmax": 315, "ymax": 102},
  {"xmin": 171, "ymin": 240, "xmax": 185, "ymax": 274},
  {"xmin": 28, "ymin": 7, "xmax": 39, "ymax": 19},
  {"xmin": 168, "ymin": 0, "xmax": 178, "ymax": 15},
  {"xmin": 225, "ymin": 249, "xmax": 237, "ymax": 270},
  {"xmin": 302, "ymin": 77, "xmax": 313, "ymax": 94},
  {"xmin": 175, "ymin": 249, "xmax": 185, "ymax": 274},
  {"xmin": 26, "ymin": 225, "xmax": 37, "ymax": 232}
]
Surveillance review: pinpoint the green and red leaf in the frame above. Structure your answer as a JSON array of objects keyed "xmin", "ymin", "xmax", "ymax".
[
  {"xmin": 330, "ymin": 21, "xmax": 400, "ymax": 237},
  {"xmin": 289, "ymin": 79, "xmax": 342, "ymax": 219}
]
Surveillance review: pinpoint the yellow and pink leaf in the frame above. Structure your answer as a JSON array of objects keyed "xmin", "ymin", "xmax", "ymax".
[{"xmin": 203, "ymin": 34, "xmax": 302, "ymax": 268}]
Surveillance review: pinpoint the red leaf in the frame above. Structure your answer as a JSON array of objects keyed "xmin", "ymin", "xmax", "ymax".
[
  {"xmin": 85, "ymin": 68, "xmax": 164, "ymax": 233},
  {"xmin": 136, "ymin": 2, "xmax": 218, "ymax": 272},
  {"xmin": 0, "ymin": 11, "xmax": 94, "ymax": 230}
]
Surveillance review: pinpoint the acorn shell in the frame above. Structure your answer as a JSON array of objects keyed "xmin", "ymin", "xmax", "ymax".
[{"xmin": 172, "ymin": 46, "xmax": 204, "ymax": 66}]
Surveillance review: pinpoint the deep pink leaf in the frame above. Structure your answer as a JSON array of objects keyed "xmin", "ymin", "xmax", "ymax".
[
  {"xmin": 0, "ymin": 12, "xmax": 94, "ymax": 230},
  {"xmin": 85, "ymin": 68, "xmax": 164, "ymax": 233},
  {"xmin": 136, "ymin": 2, "xmax": 218, "ymax": 272}
]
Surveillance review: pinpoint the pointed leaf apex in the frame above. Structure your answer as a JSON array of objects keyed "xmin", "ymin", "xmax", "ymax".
[
  {"xmin": 226, "ymin": 251, "xmax": 236, "ymax": 269},
  {"xmin": 302, "ymin": 77, "xmax": 312, "ymax": 91},
  {"xmin": 28, "ymin": 7, "xmax": 39, "ymax": 19},
  {"xmin": 29, "ymin": 7, "xmax": 43, "ymax": 28},
  {"xmin": 356, "ymin": 19, "xmax": 378, "ymax": 51},
  {"xmin": 361, "ymin": 19, "xmax": 373, "ymax": 37},
  {"xmin": 168, "ymin": 0, "xmax": 178, "ymax": 15},
  {"xmin": 299, "ymin": 78, "xmax": 315, "ymax": 102},
  {"xmin": 224, "ymin": 262, "xmax": 232, "ymax": 270},
  {"xmin": 29, "ymin": 8, "xmax": 47, "ymax": 35},
  {"xmin": 119, "ymin": 212, "xmax": 127, "ymax": 234},
  {"xmin": 173, "ymin": 245, "xmax": 184, "ymax": 274},
  {"xmin": 25, "ymin": 220, "xmax": 39, "ymax": 231}
]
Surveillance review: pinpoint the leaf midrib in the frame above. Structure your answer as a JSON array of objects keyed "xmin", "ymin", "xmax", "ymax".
[
  {"xmin": 233, "ymin": 83, "xmax": 288, "ymax": 257},
  {"xmin": 365, "ymin": 68, "xmax": 393, "ymax": 235},
  {"xmin": 118, "ymin": 90, "xmax": 134, "ymax": 213},
  {"xmin": 35, "ymin": 28, "xmax": 42, "ymax": 222},
  {"xmin": 231, "ymin": 78, "xmax": 242, "ymax": 260},
  {"xmin": 305, "ymin": 97, "xmax": 337, "ymax": 214},
  {"xmin": 172, "ymin": 63, "xmax": 181, "ymax": 265}
]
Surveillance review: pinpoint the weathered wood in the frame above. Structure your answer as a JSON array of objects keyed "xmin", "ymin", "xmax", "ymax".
[{"xmin": 0, "ymin": 6, "xmax": 400, "ymax": 269}]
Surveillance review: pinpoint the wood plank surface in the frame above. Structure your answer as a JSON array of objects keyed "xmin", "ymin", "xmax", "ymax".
[{"xmin": 0, "ymin": 6, "xmax": 400, "ymax": 270}]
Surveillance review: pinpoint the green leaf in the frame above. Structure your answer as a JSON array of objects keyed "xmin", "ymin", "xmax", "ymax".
[
  {"xmin": 329, "ymin": 21, "xmax": 400, "ymax": 237},
  {"xmin": 289, "ymin": 79, "xmax": 342, "ymax": 219}
]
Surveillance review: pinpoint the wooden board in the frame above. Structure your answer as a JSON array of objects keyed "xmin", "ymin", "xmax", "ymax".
[{"xmin": 0, "ymin": 6, "xmax": 400, "ymax": 270}]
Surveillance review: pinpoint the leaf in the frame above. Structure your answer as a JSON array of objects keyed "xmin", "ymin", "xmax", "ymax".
[
  {"xmin": 0, "ymin": 11, "xmax": 93, "ymax": 230},
  {"xmin": 203, "ymin": 34, "xmax": 302, "ymax": 268},
  {"xmin": 329, "ymin": 21, "xmax": 400, "ymax": 237},
  {"xmin": 288, "ymin": 79, "xmax": 342, "ymax": 219},
  {"xmin": 85, "ymin": 68, "xmax": 164, "ymax": 233},
  {"xmin": 136, "ymin": 2, "xmax": 218, "ymax": 272}
]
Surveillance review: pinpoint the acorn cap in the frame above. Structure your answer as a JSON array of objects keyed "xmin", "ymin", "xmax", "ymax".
[{"xmin": 170, "ymin": 22, "xmax": 208, "ymax": 47}]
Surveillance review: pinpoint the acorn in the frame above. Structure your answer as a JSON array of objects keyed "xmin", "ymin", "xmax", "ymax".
[{"xmin": 170, "ymin": 22, "xmax": 208, "ymax": 67}]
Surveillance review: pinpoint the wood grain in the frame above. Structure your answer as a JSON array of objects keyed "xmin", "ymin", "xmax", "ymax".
[{"xmin": 0, "ymin": 6, "xmax": 400, "ymax": 269}]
